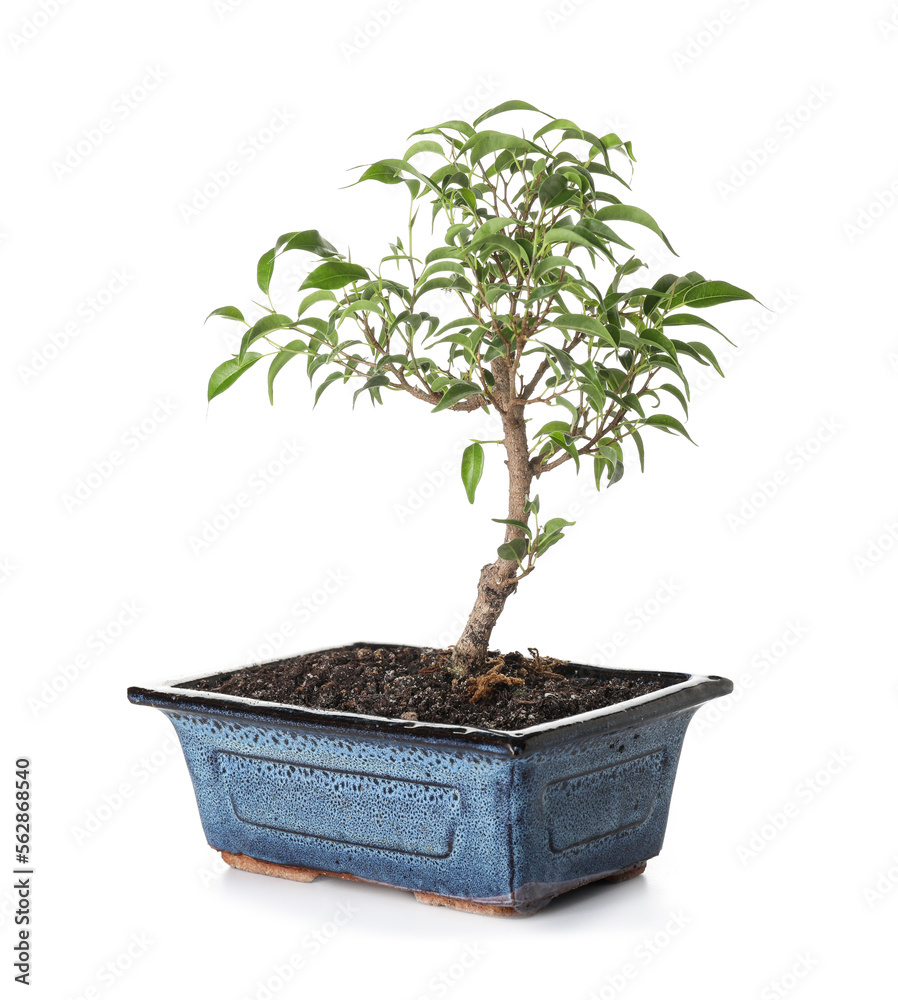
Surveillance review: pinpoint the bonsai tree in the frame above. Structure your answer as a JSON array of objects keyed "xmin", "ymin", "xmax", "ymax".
[{"xmin": 206, "ymin": 100, "xmax": 754, "ymax": 678}]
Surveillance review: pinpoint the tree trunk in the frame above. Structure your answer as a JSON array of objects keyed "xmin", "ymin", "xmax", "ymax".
[{"xmin": 451, "ymin": 360, "xmax": 532, "ymax": 675}]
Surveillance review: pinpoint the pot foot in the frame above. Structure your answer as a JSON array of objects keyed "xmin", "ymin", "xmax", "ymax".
[
  {"xmin": 413, "ymin": 890, "xmax": 545, "ymax": 917},
  {"xmin": 601, "ymin": 861, "xmax": 647, "ymax": 883},
  {"xmin": 220, "ymin": 850, "xmax": 321, "ymax": 883},
  {"xmin": 218, "ymin": 850, "xmax": 647, "ymax": 916},
  {"xmin": 414, "ymin": 861, "xmax": 648, "ymax": 916}
]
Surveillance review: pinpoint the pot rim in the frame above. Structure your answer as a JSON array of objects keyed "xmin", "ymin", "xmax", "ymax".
[{"xmin": 128, "ymin": 641, "xmax": 733, "ymax": 750}]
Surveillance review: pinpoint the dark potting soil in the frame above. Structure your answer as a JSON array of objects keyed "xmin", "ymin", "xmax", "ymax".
[{"xmin": 181, "ymin": 645, "xmax": 679, "ymax": 730}]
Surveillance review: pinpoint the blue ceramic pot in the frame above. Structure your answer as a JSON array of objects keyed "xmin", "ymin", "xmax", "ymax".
[{"xmin": 128, "ymin": 643, "xmax": 731, "ymax": 916}]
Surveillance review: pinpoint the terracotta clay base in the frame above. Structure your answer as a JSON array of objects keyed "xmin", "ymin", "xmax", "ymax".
[{"xmin": 219, "ymin": 850, "xmax": 647, "ymax": 917}]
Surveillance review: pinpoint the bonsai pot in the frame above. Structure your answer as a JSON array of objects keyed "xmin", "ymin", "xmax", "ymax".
[{"xmin": 128, "ymin": 642, "xmax": 732, "ymax": 916}]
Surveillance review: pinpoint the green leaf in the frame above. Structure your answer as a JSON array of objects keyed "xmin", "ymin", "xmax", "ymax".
[
  {"xmin": 208, "ymin": 353, "xmax": 263, "ymax": 401},
  {"xmin": 631, "ymin": 427, "xmax": 646, "ymax": 472},
  {"xmin": 578, "ymin": 218, "xmax": 635, "ymax": 250},
  {"xmin": 492, "ymin": 517, "xmax": 532, "ymax": 538},
  {"xmin": 461, "ymin": 443, "xmax": 485, "ymax": 504},
  {"xmin": 267, "ymin": 341, "xmax": 306, "ymax": 403},
  {"xmin": 460, "ymin": 131, "xmax": 538, "ymax": 163},
  {"xmin": 277, "ymin": 230, "xmax": 339, "ymax": 257},
  {"xmin": 431, "ymin": 381, "xmax": 481, "ymax": 412},
  {"xmin": 639, "ymin": 328, "xmax": 679, "ymax": 361},
  {"xmin": 683, "ymin": 280, "xmax": 757, "ymax": 308},
  {"xmin": 535, "ymin": 420, "xmax": 572, "ymax": 438},
  {"xmin": 532, "ymin": 255, "xmax": 583, "ymax": 281},
  {"xmin": 425, "ymin": 245, "xmax": 465, "ymax": 264},
  {"xmin": 643, "ymin": 273, "xmax": 678, "ymax": 316},
  {"xmin": 689, "ymin": 340, "xmax": 724, "ymax": 376},
  {"xmin": 298, "ymin": 289, "xmax": 338, "ymax": 315},
  {"xmin": 355, "ymin": 161, "xmax": 405, "ymax": 185},
  {"xmin": 538, "ymin": 174, "xmax": 568, "ymax": 208},
  {"xmin": 543, "ymin": 517, "xmax": 575, "ymax": 536},
  {"xmin": 543, "ymin": 226, "xmax": 599, "ymax": 254},
  {"xmin": 660, "ymin": 382, "xmax": 689, "ymax": 416},
  {"xmin": 257, "ymin": 248, "xmax": 277, "ymax": 295},
  {"xmin": 594, "ymin": 205, "xmax": 676, "ymax": 255},
  {"xmin": 403, "ymin": 139, "xmax": 444, "ymax": 160},
  {"xmin": 409, "ymin": 120, "xmax": 475, "ymax": 139},
  {"xmin": 352, "ymin": 374, "xmax": 390, "ymax": 408},
  {"xmin": 340, "ymin": 298, "xmax": 385, "ymax": 320},
  {"xmin": 473, "ymin": 100, "xmax": 549, "ymax": 127},
  {"xmin": 300, "ymin": 261, "xmax": 369, "ymax": 291},
  {"xmin": 476, "ymin": 234, "xmax": 525, "ymax": 269},
  {"xmin": 313, "ymin": 370, "xmax": 343, "ymax": 407},
  {"xmin": 531, "ymin": 117, "xmax": 580, "ymax": 141},
  {"xmin": 351, "ymin": 158, "xmax": 442, "ymax": 197},
  {"xmin": 497, "ymin": 537, "xmax": 529, "ymax": 563},
  {"xmin": 644, "ymin": 413, "xmax": 696, "ymax": 444},
  {"xmin": 239, "ymin": 313, "xmax": 295, "ymax": 362},
  {"xmin": 205, "ymin": 306, "xmax": 246, "ymax": 324},
  {"xmin": 548, "ymin": 314, "xmax": 616, "ymax": 347},
  {"xmin": 662, "ymin": 311, "xmax": 732, "ymax": 344},
  {"xmin": 470, "ymin": 217, "xmax": 519, "ymax": 244},
  {"xmin": 416, "ymin": 274, "xmax": 472, "ymax": 297}
]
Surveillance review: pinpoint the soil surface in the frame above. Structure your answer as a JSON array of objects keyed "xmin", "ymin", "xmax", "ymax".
[{"xmin": 181, "ymin": 645, "xmax": 679, "ymax": 730}]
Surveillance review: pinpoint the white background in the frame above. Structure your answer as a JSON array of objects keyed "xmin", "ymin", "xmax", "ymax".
[{"xmin": 4, "ymin": 0, "xmax": 897, "ymax": 996}]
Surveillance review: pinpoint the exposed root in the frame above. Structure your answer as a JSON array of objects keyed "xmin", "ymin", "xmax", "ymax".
[
  {"xmin": 459, "ymin": 648, "xmax": 569, "ymax": 703},
  {"xmin": 464, "ymin": 656, "xmax": 523, "ymax": 702},
  {"xmin": 465, "ymin": 670, "xmax": 525, "ymax": 703},
  {"xmin": 524, "ymin": 647, "xmax": 567, "ymax": 680}
]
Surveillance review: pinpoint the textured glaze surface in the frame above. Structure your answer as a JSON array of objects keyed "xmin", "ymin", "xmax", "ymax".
[
  {"xmin": 163, "ymin": 709, "xmax": 514, "ymax": 900},
  {"xmin": 129, "ymin": 651, "xmax": 731, "ymax": 912}
]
